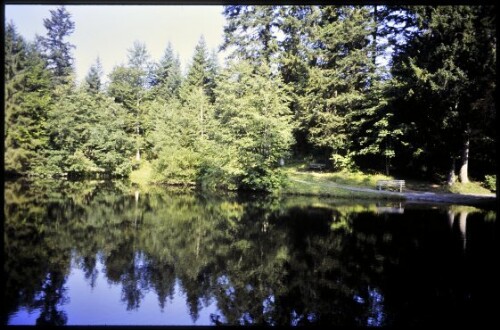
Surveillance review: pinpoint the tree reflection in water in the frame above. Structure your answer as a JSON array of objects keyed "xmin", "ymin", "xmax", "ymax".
[{"xmin": 3, "ymin": 179, "xmax": 498, "ymax": 326}]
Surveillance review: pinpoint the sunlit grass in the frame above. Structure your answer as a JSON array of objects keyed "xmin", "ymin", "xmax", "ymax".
[
  {"xmin": 448, "ymin": 181, "xmax": 493, "ymax": 195},
  {"xmin": 283, "ymin": 176, "xmax": 367, "ymax": 198},
  {"xmin": 283, "ymin": 162, "xmax": 495, "ymax": 196},
  {"xmin": 282, "ymin": 166, "xmax": 403, "ymax": 200},
  {"xmin": 129, "ymin": 160, "xmax": 153, "ymax": 185},
  {"xmin": 283, "ymin": 163, "xmax": 393, "ymax": 187}
]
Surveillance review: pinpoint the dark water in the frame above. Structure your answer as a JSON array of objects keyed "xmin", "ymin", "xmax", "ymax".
[{"xmin": 2, "ymin": 179, "xmax": 498, "ymax": 327}]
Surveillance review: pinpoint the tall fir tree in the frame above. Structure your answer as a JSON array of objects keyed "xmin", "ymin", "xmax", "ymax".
[
  {"xmin": 221, "ymin": 5, "xmax": 280, "ymax": 66},
  {"xmin": 127, "ymin": 41, "xmax": 153, "ymax": 88},
  {"xmin": 276, "ymin": 6, "xmax": 317, "ymax": 156},
  {"xmin": 108, "ymin": 42, "xmax": 154, "ymax": 161},
  {"xmin": 302, "ymin": 6, "xmax": 378, "ymax": 170},
  {"xmin": 389, "ymin": 5, "xmax": 496, "ymax": 183},
  {"xmin": 180, "ymin": 36, "xmax": 218, "ymax": 102},
  {"xmin": 38, "ymin": 6, "xmax": 75, "ymax": 87},
  {"xmin": 214, "ymin": 60, "xmax": 294, "ymax": 191},
  {"xmin": 4, "ymin": 23, "xmax": 52, "ymax": 175},
  {"xmin": 150, "ymin": 42, "xmax": 182, "ymax": 100},
  {"xmin": 84, "ymin": 57, "xmax": 103, "ymax": 94}
]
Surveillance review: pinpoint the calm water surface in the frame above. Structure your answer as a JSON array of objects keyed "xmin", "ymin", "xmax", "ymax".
[{"xmin": 2, "ymin": 179, "xmax": 498, "ymax": 326}]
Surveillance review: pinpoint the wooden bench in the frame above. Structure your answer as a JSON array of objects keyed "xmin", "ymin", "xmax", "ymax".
[
  {"xmin": 308, "ymin": 163, "xmax": 326, "ymax": 171},
  {"xmin": 376, "ymin": 180, "xmax": 405, "ymax": 192}
]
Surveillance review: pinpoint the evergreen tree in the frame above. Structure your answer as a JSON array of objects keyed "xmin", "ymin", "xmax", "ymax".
[
  {"xmin": 84, "ymin": 57, "xmax": 103, "ymax": 94},
  {"xmin": 180, "ymin": 36, "xmax": 218, "ymax": 102},
  {"xmin": 147, "ymin": 84, "xmax": 216, "ymax": 185},
  {"xmin": 150, "ymin": 43, "xmax": 182, "ymax": 100},
  {"xmin": 108, "ymin": 64, "xmax": 145, "ymax": 161},
  {"xmin": 214, "ymin": 60, "xmax": 294, "ymax": 191},
  {"xmin": 302, "ymin": 6, "xmax": 377, "ymax": 170},
  {"xmin": 221, "ymin": 5, "xmax": 280, "ymax": 66},
  {"xmin": 107, "ymin": 65, "xmax": 143, "ymax": 111},
  {"xmin": 127, "ymin": 41, "xmax": 153, "ymax": 88},
  {"xmin": 389, "ymin": 5, "xmax": 496, "ymax": 183},
  {"xmin": 205, "ymin": 49, "xmax": 219, "ymax": 103},
  {"xmin": 4, "ymin": 24, "xmax": 52, "ymax": 175},
  {"xmin": 38, "ymin": 6, "xmax": 75, "ymax": 87},
  {"xmin": 43, "ymin": 87, "xmax": 135, "ymax": 177},
  {"xmin": 108, "ymin": 42, "xmax": 154, "ymax": 161},
  {"xmin": 4, "ymin": 22, "xmax": 27, "ymax": 83},
  {"xmin": 276, "ymin": 6, "xmax": 317, "ymax": 156}
]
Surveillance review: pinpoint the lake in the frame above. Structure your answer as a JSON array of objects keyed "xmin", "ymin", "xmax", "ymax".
[{"xmin": 2, "ymin": 179, "xmax": 498, "ymax": 327}]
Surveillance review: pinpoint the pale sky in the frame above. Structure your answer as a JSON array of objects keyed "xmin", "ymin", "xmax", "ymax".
[{"xmin": 5, "ymin": 5, "xmax": 227, "ymax": 84}]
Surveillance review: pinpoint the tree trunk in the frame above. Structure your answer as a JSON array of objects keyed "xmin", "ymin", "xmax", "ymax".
[
  {"xmin": 447, "ymin": 157, "xmax": 456, "ymax": 185},
  {"xmin": 385, "ymin": 140, "xmax": 390, "ymax": 176},
  {"xmin": 447, "ymin": 210, "xmax": 455, "ymax": 228},
  {"xmin": 385, "ymin": 156, "xmax": 390, "ymax": 176},
  {"xmin": 459, "ymin": 125, "xmax": 470, "ymax": 183},
  {"xmin": 458, "ymin": 211, "xmax": 468, "ymax": 250}
]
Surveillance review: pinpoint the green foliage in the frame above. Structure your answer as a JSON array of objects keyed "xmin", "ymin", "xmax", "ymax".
[
  {"xmin": 150, "ymin": 42, "xmax": 183, "ymax": 100},
  {"xmin": 302, "ymin": 6, "xmax": 378, "ymax": 171},
  {"xmin": 39, "ymin": 88, "xmax": 135, "ymax": 177},
  {"xmin": 107, "ymin": 65, "xmax": 144, "ymax": 111},
  {"xmin": 148, "ymin": 60, "xmax": 294, "ymax": 192},
  {"xmin": 215, "ymin": 61, "xmax": 294, "ymax": 191},
  {"xmin": 5, "ymin": 5, "xmax": 496, "ymax": 192},
  {"xmin": 483, "ymin": 175, "xmax": 496, "ymax": 193},
  {"xmin": 153, "ymin": 145, "xmax": 199, "ymax": 185},
  {"xmin": 147, "ymin": 90, "xmax": 213, "ymax": 185},
  {"xmin": 388, "ymin": 6, "xmax": 496, "ymax": 180},
  {"xmin": 180, "ymin": 36, "xmax": 218, "ymax": 102},
  {"xmin": 129, "ymin": 160, "xmax": 153, "ymax": 185},
  {"xmin": 38, "ymin": 6, "xmax": 75, "ymax": 87},
  {"xmin": 4, "ymin": 25, "xmax": 52, "ymax": 175},
  {"xmin": 84, "ymin": 57, "xmax": 103, "ymax": 94},
  {"xmin": 222, "ymin": 6, "xmax": 280, "ymax": 66}
]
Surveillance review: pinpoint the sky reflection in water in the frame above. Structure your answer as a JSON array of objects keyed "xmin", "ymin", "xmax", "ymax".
[
  {"xmin": 10, "ymin": 254, "xmax": 218, "ymax": 325},
  {"xmin": 3, "ymin": 179, "xmax": 498, "ymax": 326}
]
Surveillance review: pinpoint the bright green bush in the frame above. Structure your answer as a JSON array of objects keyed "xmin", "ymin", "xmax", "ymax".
[{"xmin": 484, "ymin": 175, "xmax": 496, "ymax": 192}]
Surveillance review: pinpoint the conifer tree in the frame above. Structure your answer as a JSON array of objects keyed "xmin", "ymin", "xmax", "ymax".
[
  {"xmin": 38, "ymin": 6, "xmax": 75, "ymax": 87},
  {"xmin": 150, "ymin": 43, "xmax": 182, "ymax": 100},
  {"xmin": 389, "ymin": 5, "xmax": 496, "ymax": 183},
  {"xmin": 84, "ymin": 57, "xmax": 103, "ymax": 94},
  {"xmin": 303, "ymin": 6, "xmax": 377, "ymax": 170},
  {"xmin": 215, "ymin": 60, "xmax": 294, "ymax": 191},
  {"xmin": 181, "ymin": 36, "xmax": 218, "ymax": 102},
  {"xmin": 221, "ymin": 5, "xmax": 280, "ymax": 66},
  {"xmin": 4, "ymin": 23, "xmax": 52, "ymax": 175}
]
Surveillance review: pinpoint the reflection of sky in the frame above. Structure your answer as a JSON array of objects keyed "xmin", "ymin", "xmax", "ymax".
[{"xmin": 9, "ymin": 256, "xmax": 220, "ymax": 325}]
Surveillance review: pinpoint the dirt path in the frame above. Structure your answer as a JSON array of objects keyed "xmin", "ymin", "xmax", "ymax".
[{"xmin": 290, "ymin": 177, "xmax": 497, "ymax": 206}]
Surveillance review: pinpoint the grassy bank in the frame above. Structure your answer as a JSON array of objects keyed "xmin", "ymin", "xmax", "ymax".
[
  {"xmin": 130, "ymin": 160, "xmax": 494, "ymax": 198},
  {"xmin": 129, "ymin": 160, "xmax": 154, "ymax": 187},
  {"xmin": 281, "ymin": 163, "xmax": 494, "ymax": 198},
  {"xmin": 281, "ymin": 166, "xmax": 402, "ymax": 200}
]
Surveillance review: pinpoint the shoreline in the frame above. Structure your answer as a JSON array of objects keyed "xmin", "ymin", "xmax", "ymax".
[
  {"xmin": 4, "ymin": 174, "xmax": 497, "ymax": 207},
  {"xmin": 286, "ymin": 177, "xmax": 497, "ymax": 207}
]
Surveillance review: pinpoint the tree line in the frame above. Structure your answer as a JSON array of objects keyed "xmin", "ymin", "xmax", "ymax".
[{"xmin": 4, "ymin": 5, "xmax": 496, "ymax": 191}]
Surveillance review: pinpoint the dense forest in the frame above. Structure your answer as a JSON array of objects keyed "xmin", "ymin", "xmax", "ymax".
[{"xmin": 4, "ymin": 5, "xmax": 496, "ymax": 192}]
